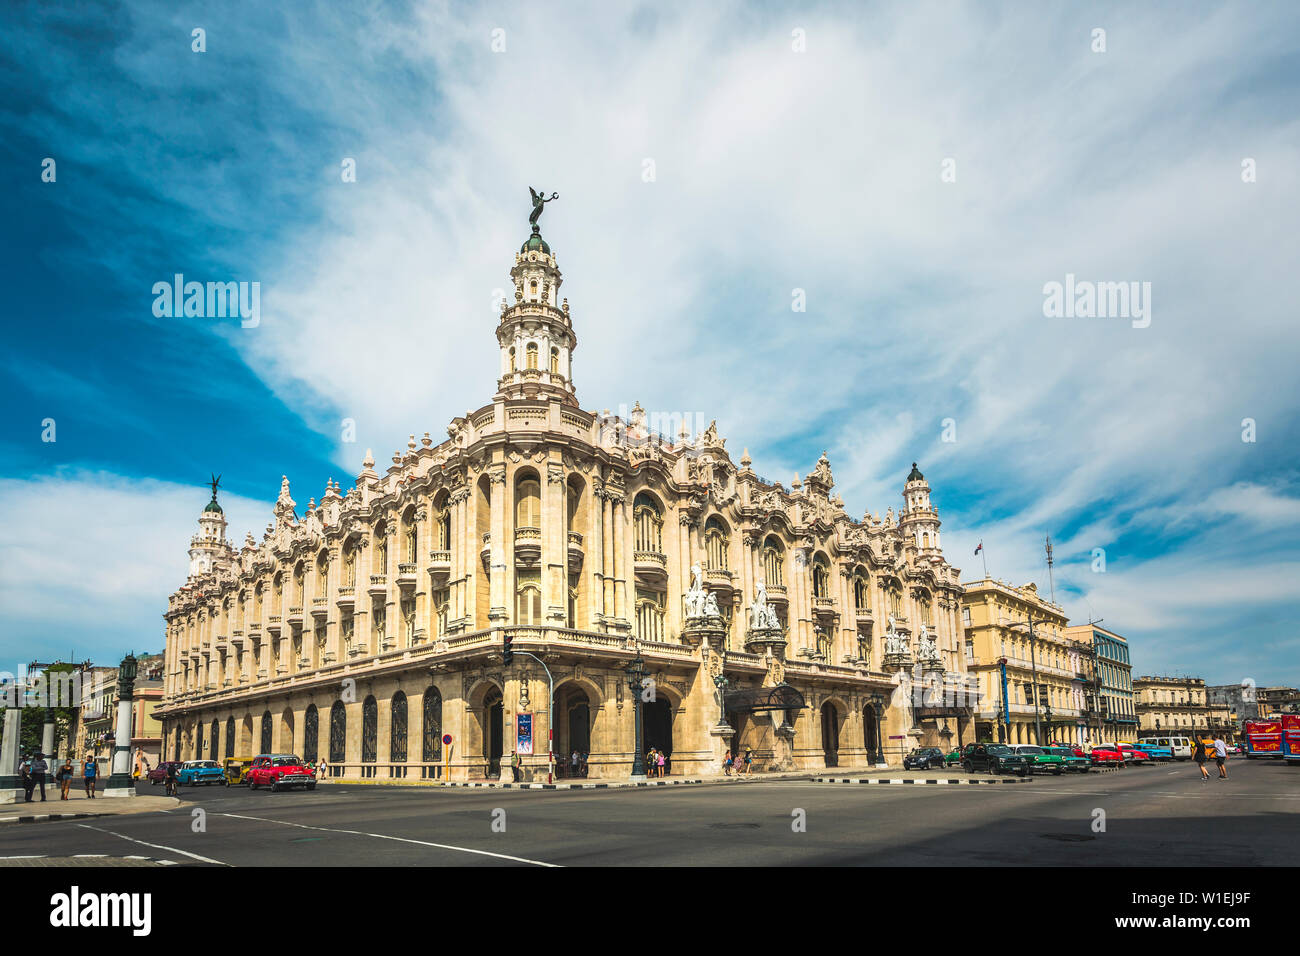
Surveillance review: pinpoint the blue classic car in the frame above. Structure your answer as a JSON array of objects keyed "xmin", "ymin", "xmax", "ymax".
[
  {"xmin": 177, "ymin": 759, "xmax": 229, "ymax": 786},
  {"xmin": 1132, "ymin": 742, "xmax": 1174, "ymax": 762}
]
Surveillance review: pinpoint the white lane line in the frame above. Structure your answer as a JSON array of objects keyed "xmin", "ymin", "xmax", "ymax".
[
  {"xmin": 218, "ymin": 811, "xmax": 559, "ymax": 867},
  {"xmin": 73, "ymin": 854, "xmax": 107, "ymax": 858},
  {"xmin": 76, "ymin": 824, "xmax": 230, "ymax": 866}
]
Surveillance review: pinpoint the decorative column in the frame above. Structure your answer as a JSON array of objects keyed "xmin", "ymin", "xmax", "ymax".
[
  {"xmin": 489, "ymin": 467, "xmax": 508, "ymax": 623},
  {"xmin": 0, "ymin": 707, "xmax": 22, "ymax": 803},
  {"xmin": 41, "ymin": 708, "xmax": 56, "ymax": 763},
  {"xmin": 103, "ymin": 653, "xmax": 139, "ymax": 798}
]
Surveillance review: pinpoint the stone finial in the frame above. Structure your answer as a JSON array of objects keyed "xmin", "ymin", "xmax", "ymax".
[
  {"xmin": 408, "ymin": 434, "xmax": 417, "ymax": 453},
  {"xmin": 740, "ymin": 447, "xmax": 752, "ymax": 468},
  {"xmin": 422, "ymin": 432, "xmax": 433, "ymax": 448}
]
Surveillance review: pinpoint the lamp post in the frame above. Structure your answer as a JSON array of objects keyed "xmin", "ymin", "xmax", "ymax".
[
  {"xmin": 712, "ymin": 673, "xmax": 729, "ymax": 726},
  {"xmin": 868, "ymin": 692, "xmax": 886, "ymax": 765},
  {"xmin": 626, "ymin": 655, "xmax": 647, "ymax": 781},
  {"xmin": 105, "ymin": 652, "xmax": 139, "ymax": 798}
]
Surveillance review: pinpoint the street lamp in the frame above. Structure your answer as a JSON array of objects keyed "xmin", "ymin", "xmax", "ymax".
[
  {"xmin": 868, "ymin": 692, "xmax": 886, "ymax": 765},
  {"xmin": 626, "ymin": 655, "xmax": 647, "ymax": 780}
]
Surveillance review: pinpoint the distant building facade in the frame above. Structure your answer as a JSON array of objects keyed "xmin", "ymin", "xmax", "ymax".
[
  {"xmin": 1134, "ymin": 675, "xmax": 1234, "ymax": 742},
  {"xmin": 1063, "ymin": 623, "xmax": 1136, "ymax": 743}
]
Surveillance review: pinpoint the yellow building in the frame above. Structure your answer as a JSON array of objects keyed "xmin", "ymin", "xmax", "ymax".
[{"xmin": 961, "ymin": 579, "xmax": 1081, "ymax": 745}]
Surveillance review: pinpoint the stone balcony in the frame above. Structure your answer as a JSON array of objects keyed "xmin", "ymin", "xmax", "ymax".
[
  {"xmin": 337, "ymin": 585, "xmax": 356, "ymax": 609},
  {"xmin": 567, "ymin": 531, "xmax": 584, "ymax": 570},
  {"xmin": 427, "ymin": 550, "xmax": 452, "ymax": 580},
  {"xmin": 267, "ymin": 615, "xmax": 282, "ymax": 635},
  {"xmin": 396, "ymin": 563, "xmax": 418, "ymax": 589},
  {"xmin": 514, "ymin": 526, "xmax": 541, "ymax": 565},
  {"xmin": 635, "ymin": 549, "xmax": 666, "ymax": 576},
  {"xmin": 286, "ymin": 606, "xmax": 304, "ymax": 627},
  {"xmin": 311, "ymin": 597, "xmax": 329, "ymax": 619},
  {"xmin": 765, "ymin": 584, "xmax": 787, "ymax": 604},
  {"xmin": 855, "ymin": 606, "xmax": 873, "ymax": 624},
  {"xmin": 368, "ymin": 574, "xmax": 387, "ymax": 597},
  {"xmin": 704, "ymin": 567, "xmax": 733, "ymax": 589}
]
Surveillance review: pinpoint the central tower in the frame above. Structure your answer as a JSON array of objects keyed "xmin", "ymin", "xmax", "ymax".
[{"xmin": 495, "ymin": 216, "xmax": 578, "ymax": 406}]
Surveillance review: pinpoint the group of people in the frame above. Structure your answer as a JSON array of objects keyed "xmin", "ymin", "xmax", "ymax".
[
  {"xmin": 17, "ymin": 753, "xmax": 100, "ymax": 802},
  {"xmin": 1193, "ymin": 736, "xmax": 1231, "ymax": 781},
  {"xmin": 645, "ymin": 748, "xmax": 669, "ymax": 777},
  {"xmin": 567, "ymin": 751, "xmax": 590, "ymax": 778},
  {"xmin": 722, "ymin": 748, "xmax": 754, "ymax": 775}
]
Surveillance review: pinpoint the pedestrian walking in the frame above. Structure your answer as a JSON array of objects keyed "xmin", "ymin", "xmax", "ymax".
[
  {"xmin": 579, "ymin": 751, "xmax": 589, "ymax": 778},
  {"xmin": 317, "ymin": 757, "xmax": 328, "ymax": 781},
  {"xmin": 29, "ymin": 753, "xmax": 48, "ymax": 802},
  {"xmin": 656, "ymin": 750, "xmax": 666, "ymax": 777},
  {"xmin": 743, "ymin": 748, "xmax": 754, "ymax": 775},
  {"xmin": 83, "ymin": 755, "xmax": 98, "ymax": 797},
  {"xmin": 511, "ymin": 751, "xmax": 522, "ymax": 782},
  {"xmin": 1193, "ymin": 739, "xmax": 1209, "ymax": 781},
  {"xmin": 1214, "ymin": 735, "xmax": 1228, "ymax": 779},
  {"xmin": 723, "ymin": 750, "xmax": 733, "ymax": 776},
  {"xmin": 56, "ymin": 759, "xmax": 74, "ymax": 800},
  {"xmin": 20, "ymin": 756, "xmax": 33, "ymax": 802},
  {"xmin": 570, "ymin": 750, "xmax": 579, "ymax": 778}
]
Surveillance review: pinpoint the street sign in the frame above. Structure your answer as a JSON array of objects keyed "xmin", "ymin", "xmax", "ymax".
[
  {"xmin": 442, "ymin": 734, "xmax": 453, "ymax": 746},
  {"xmin": 517, "ymin": 714, "xmax": 533, "ymax": 755}
]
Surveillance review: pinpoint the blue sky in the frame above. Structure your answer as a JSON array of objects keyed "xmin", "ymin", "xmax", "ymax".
[{"xmin": 1, "ymin": 0, "xmax": 1297, "ymax": 686}]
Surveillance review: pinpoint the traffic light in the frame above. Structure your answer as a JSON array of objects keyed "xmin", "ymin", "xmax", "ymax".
[{"xmin": 503, "ymin": 631, "xmax": 514, "ymax": 665}]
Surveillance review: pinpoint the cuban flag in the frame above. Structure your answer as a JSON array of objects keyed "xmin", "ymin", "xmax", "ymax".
[{"xmin": 974, "ymin": 541, "xmax": 983, "ymax": 556}]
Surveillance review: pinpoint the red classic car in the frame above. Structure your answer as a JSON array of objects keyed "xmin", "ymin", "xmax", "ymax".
[
  {"xmin": 147, "ymin": 761, "xmax": 185, "ymax": 784},
  {"xmin": 1089, "ymin": 744, "xmax": 1125, "ymax": 767},
  {"xmin": 1117, "ymin": 743, "xmax": 1152, "ymax": 764},
  {"xmin": 246, "ymin": 754, "xmax": 317, "ymax": 792}
]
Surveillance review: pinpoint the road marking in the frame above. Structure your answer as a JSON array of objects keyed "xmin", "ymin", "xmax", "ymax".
[
  {"xmin": 76, "ymin": 824, "xmax": 230, "ymax": 866},
  {"xmin": 217, "ymin": 811, "xmax": 559, "ymax": 867}
]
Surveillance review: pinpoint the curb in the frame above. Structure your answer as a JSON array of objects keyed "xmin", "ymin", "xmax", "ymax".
[
  {"xmin": 813, "ymin": 776, "xmax": 1034, "ymax": 785},
  {"xmin": 439, "ymin": 778, "xmax": 705, "ymax": 790},
  {"xmin": 0, "ymin": 854, "xmax": 179, "ymax": 865},
  {"xmin": 0, "ymin": 811, "xmax": 103, "ymax": 825}
]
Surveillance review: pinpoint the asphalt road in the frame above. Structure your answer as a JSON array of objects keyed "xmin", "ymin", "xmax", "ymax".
[{"xmin": 2, "ymin": 759, "xmax": 1296, "ymax": 866}]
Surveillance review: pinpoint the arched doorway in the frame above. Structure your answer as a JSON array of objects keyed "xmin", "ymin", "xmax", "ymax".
[
  {"xmin": 643, "ymin": 698, "xmax": 674, "ymax": 774},
  {"xmin": 280, "ymin": 708, "xmax": 294, "ymax": 755},
  {"xmin": 209, "ymin": 720, "xmax": 219, "ymax": 761},
  {"xmin": 260, "ymin": 710, "xmax": 272, "ymax": 754},
  {"xmin": 240, "ymin": 715, "xmax": 253, "ymax": 755},
  {"xmin": 821, "ymin": 702, "xmax": 841, "ymax": 768},
  {"xmin": 303, "ymin": 705, "xmax": 319, "ymax": 763},
  {"xmin": 863, "ymin": 704, "xmax": 880, "ymax": 762},
  {"xmin": 225, "ymin": 717, "xmax": 235, "ymax": 759},
  {"xmin": 482, "ymin": 687, "xmax": 504, "ymax": 778},
  {"xmin": 328, "ymin": 701, "xmax": 346, "ymax": 768}
]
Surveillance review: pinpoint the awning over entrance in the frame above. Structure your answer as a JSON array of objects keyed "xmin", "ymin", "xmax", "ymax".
[{"xmin": 723, "ymin": 683, "xmax": 806, "ymax": 714}]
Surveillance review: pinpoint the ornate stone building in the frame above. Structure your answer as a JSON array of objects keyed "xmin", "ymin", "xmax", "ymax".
[{"xmin": 156, "ymin": 213, "xmax": 970, "ymax": 780}]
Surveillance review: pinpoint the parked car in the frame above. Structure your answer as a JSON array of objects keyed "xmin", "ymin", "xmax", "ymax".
[
  {"xmin": 1140, "ymin": 735, "xmax": 1192, "ymax": 760},
  {"xmin": 1010, "ymin": 745, "xmax": 1065, "ymax": 775},
  {"xmin": 944, "ymin": 748, "xmax": 963, "ymax": 766},
  {"xmin": 247, "ymin": 754, "xmax": 317, "ymax": 792},
  {"xmin": 1132, "ymin": 742, "xmax": 1174, "ymax": 761},
  {"xmin": 177, "ymin": 759, "xmax": 228, "ymax": 787},
  {"xmin": 1089, "ymin": 743, "xmax": 1125, "ymax": 767},
  {"xmin": 147, "ymin": 761, "xmax": 185, "ymax": 785},
  {"xmin": 904, "ymin": 747, "xmax": 946, "ymax": 771},
  {"xmin": 1044, "ymin": 746, "xmax": 1090, "ymax": 772},
  {"xmin": 1117, "ymin": 744, "xmax": 1152, "ymax": 765},
  {"xmin": 960, "ymin": 742, "xmax": 1030, "ymax": 777}
]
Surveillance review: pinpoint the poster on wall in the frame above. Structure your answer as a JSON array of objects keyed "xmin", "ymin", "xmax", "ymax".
[{"xmin": 517, "ymin": 713, "xmax": 533, "ymax": 755}]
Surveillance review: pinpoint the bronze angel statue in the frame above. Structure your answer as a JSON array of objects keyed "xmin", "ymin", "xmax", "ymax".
[{"xmin": 529, "ymin": 187, "xmax": 559, "ymax": 227}]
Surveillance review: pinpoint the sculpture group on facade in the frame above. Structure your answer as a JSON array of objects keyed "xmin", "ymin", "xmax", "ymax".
[
  {"xmin": 917, "ymin": 624, "xmax": 941, "ymax": 665},
  {"xmin": 684, "ymin": 563, "xmax": 721, "ymax": 620},
  {"xmin": 883, "ymin": 614, "xmax": 910, "ymax": 658},
  {"xmin": 748, "ymin": 577, "xmax": 781, "ymax": 632}
]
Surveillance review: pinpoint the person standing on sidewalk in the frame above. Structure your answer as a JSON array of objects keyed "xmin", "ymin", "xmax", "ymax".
[
  {"xmin": 29, "ymin": 753, "xmax": 48, "ymax": 802},
  {"xmin": 83, "ymin": 755, "xmax": 98, "ymax": 798},
  {"xmin": 1193, "ymin": 739, "xmax": 1209, "ymax": 781},
  {"xmin": 1214, "ymin": 735, "xmax": 1229, "ymax": 779},
  {"xmin": 56, "ymin": 759, "xmax": 74, "ymax": 800}
]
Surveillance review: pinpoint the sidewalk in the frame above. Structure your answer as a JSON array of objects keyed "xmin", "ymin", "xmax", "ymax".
[{"xmin": 1, "ymin": 784, "xmax": 178, "ymax": 825}]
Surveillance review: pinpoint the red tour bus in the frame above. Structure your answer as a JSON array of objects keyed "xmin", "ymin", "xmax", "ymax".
[
  {"xmin": 1244, "ymin": 719, "xmax": 1282, "ymax": 758},
  {"xmin": 1282, "ymin": 715, "xmax": 1300, "ymax": 765}
]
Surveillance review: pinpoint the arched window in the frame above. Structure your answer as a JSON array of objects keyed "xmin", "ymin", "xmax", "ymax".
[
  {"xmin": 887, "ymin": 581, "xmax": 903, "ymax": 617},
  {"xmin": 209, "ymin": 720, "xmax": 219, "ymax": 761},
  {"xmin": 854, "ymin": 574, "xmax": 870, "ymax": 610},
  {"xmin": 918, "ymin": 591, "xmax": 933, "ymax": 626},
  {"xmin": 435, "ymin": 507, "xmax": 451, "ymax": 550},
  {"xmin": 343, "ymin": 544, "xmax": 357, "ymax": 587},
  {"xmin": 390, "ymin": 692, "xmax": 408, "ymax": 763},
  {"xmin": 316, "ymin": 553, "xmax": 329, "ymax": 598},
  {"xmin": 812, "ymin": 555, "xmax": 831, "ymax": 599},
  {"xmin": 422, "ymin": 687, "xmax": 443, "ymax": 762},
  {"xmin": 361, "ymin": 697, "xmax": 378, "ymax": 764},
  {"xmin": 515, "ymin": 570, "xmax": 542, "ymax": 625},
  {"xmin": 196, "ymin": 722, "xmax": 204, "ymax": 759},
  {"xmin": 260, "ymin": 709, "xmax": 272, "ymax": 754},
  {"xmin": 293, "ymin": 564, "xmax": 305, "ymax": 604},
  {"xmin": 303, "ymin": 705, "xmax": 319, "ymax": 763},
  {"xmin": 704, "ymin": 517, "xmax": 729, "ymax": 571},
  {"xmin": 634, "ymin": 492, "xmax": 663, "ymax": 554},
  {"xmin": 526, "ymin": 342, "xmax": 538, "ymax": 369},
  {"xmin": 636, "ymin": 588, "xmax": 666, "ymax": 642},
  {"xmin": 550, "ymin": 347, "xmax": 559, "ymax": 374},
  {"xmin": 254, "ymin": 582, "xmax": 263, "ymax": 616},
  {"xmin": 516, "ymin": 475, "xmax": 541, "ymax": 528},
  {"xmin": 762, "ymin": 537, "xmax": 785, "ymax": 588},
  {"xmin": 225, "ymin": 716, "xmax": 235, "ymax": 758},
  {"xmin": 815, "ymin": 626, "xmax": 832, "ymax": 660},
  {"xmin": 405, "ymin": 522, "xmax": 418, "ymax": 564},
  {"xmin": 509, "ymin": 346, "xmax": 516, "ymax": 372},
  {"xmin": 374, "ymin": 524, "xmax": 388, "ymax": 575},
  {"xmin": 328, "ymin": 701, "xmax": 346, "ymax": 763}
]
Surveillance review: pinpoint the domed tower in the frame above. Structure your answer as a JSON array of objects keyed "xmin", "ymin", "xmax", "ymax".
[
  {"xmin": 189, "ymin": 475, "xmax": 234, "ymax": 578},
  {"xmin": 899, "ymin": 462, "xmax": 942, "ymax": 554},
  {"xmin": 495, "ymin": 212, "xmax": 578, "ymax": 406}
]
